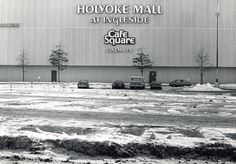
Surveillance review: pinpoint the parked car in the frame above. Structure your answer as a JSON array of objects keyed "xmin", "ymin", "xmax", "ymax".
[
  {"xmin": 150, "ymin": 81, "xmax": 162, "ymax": 90},
  {"xmin": 130, "ymin": 76, "xmax": 145, "ymax": 89},
  {"xmin": 77, "ymin": 80, "xmax": 89, "ymax": 88},
  {"xmin": 112, "ymin": 80, "xmax": 125, "ymax": 89},
  {"xmin": 169, "ymin": 79, "xmax": 191, "ymax": 87}
]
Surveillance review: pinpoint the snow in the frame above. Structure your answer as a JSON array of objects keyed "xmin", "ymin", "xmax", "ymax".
[
  {"xmin": 0, "ymin": 82, "xmax": 235, "ymax": 118},
  {"xmin": 0, "ymin": 82, "xmax": 235, "ymax": 162},
  {"xmin": 0, "ymin": 114, "xmax": 235, "ymax": 149},
  {"xmin": 185, "ymin": 83, "xmax": 223, "ymax": 91},
  {"xmin": 167, "ymin": 109, "xmax": 181, "ymax": 115},
  {"xmin": 220, "ymin": 83, "xmax": 236, "ymax": 90}
]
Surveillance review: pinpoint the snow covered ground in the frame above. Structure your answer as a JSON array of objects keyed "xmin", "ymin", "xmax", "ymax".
[
  {"xmin": 220, "ymin": 84, "xmax": 236, "ymax": 90},
  {"xmin": 0, "ymin": 82, "xmax": 235, "ymax": 117},
  {"xmin": 184, "ymin": 83, "xmax": 223, "ymax": 91},
  {"xmin": 0, "ymin": 82, "xmax": 235, "ymax": 163}
]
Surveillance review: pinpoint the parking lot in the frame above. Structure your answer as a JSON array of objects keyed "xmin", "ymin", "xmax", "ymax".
[{"xmin": 0, "ymin": 82, "xmax": 235, "ymax": 163}]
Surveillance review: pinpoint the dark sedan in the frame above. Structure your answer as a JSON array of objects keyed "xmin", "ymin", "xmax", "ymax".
[
  {"xmin": 77, "ymin": 80, "xmax": 89, "ymax": 88},
  {"xmin": 169, "ymin": 79, "xmax": 191, "ymax": 87},
  {"xmin": 150, "ymin": 81, "xmax": 162, "ymax": 90},
  {"xmin": 112, "ymin": 80, "xmax": 125, "ymax": 89}
]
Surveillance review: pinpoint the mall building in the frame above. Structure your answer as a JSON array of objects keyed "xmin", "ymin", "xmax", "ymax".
[{"xmin": 0, "ymin": 0, "xmax": 236, "ymax": 83}]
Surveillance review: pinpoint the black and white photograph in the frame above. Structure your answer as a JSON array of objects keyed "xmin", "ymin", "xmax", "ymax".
[{"xmin": 0, "ymin": 0, "xmax": 236, "ymax": 163}]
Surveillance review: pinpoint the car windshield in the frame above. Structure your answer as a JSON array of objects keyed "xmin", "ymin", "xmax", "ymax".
[
  {"xmin": 131, "ymin": 77, "xmax": 142, "ymax": 81},
  {"xmin": 79, "ymin": 80, "xmax": 88, "ymax": 84}
]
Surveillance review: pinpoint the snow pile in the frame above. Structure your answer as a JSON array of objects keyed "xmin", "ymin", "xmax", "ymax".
[
  {"xmin": 186, "ymin": 83, "xmax": 222, "ymax": 91},
  {"xmin": 220, "ymin": 84, "xmax": 236, "ymax": 90}
]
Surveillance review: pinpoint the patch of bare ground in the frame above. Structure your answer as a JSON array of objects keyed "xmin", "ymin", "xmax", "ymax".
[{"xmin": 0, "ymin": 135, "xmax": 235, "ymax": 162}]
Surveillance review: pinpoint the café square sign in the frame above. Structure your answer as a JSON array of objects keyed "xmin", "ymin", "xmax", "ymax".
[{"xmin": 104, "ymin": 29, "xmax": 135, "ymax": 46}]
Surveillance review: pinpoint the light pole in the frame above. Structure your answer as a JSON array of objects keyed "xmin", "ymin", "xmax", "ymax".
[{"xmin": 215, "ymin": 0, "xmax": 220, "ymax": 87}]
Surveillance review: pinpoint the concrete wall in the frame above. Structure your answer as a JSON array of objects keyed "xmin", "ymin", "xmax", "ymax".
[
  {"xmin": 0, "ymin": 65, "xmax": 235, "ymax": 84},
  {"xmin": 0, "ymin": 0, "xmax": 236, "ymax": 83},
  {"xmin": 0, "ymin": 0, "xmax": 236, "ymax": 67}
]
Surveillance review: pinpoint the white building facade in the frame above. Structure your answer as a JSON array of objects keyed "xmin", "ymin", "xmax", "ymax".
[{"xmin": 0, "ymin": 0, "xmax": 236, "ymax": 83}]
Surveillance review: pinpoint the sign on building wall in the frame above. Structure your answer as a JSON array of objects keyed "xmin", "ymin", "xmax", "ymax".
[
  {"xmin": 77, "ymin": 4, "xmax": 162, "ymax": 54},
  {"xmin": 0, "ymin": 23, "xmax": 20, "ymax": 28},
  {"xmin": 77, "ymin": 5, "xmax": 162, "ymax": 26},
  {"xmin": 104, "ymin": 29, "xmax": 135, "ymax": 46}
]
